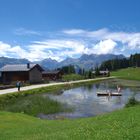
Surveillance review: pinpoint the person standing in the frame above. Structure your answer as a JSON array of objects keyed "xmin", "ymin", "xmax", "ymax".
[
  {"xmin": 117, "ymin": 85, "xmax": 121, "ymax": 93},
  {"xmin": 16, "ymin": 81, "xmax": 21, "ymax": 92}
]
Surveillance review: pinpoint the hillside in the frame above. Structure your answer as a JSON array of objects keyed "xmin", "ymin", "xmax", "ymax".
[
  {"xmin": 111, "ymin": 67, "xmax": 140, "ymax": 81},
  {"xmin": 0, "ymin": 105, "xmax": 139, "ymax": 140}
]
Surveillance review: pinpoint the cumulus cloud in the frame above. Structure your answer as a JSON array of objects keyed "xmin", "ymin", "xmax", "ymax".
[
  {"xmin": 1, "ymin": 28, "xmax": 140, "ymax": 61},
  {"xmin": 0, "ymin": 40, "xmax": 86, "ymax": 61},
  {"xmin": 0, "ymin": 41, "xmax": 29, "ymax": 59},
  {"xmin": 85, "ymin": 39, "xmax": 117, "ymax": 54},
  {"xmin": 0, "ymin": 41, "xmax": 11, "ymax": 56},
  {"xmin": 28, "ymin": 39, "xmax": 86, "ymax": 61},
  {"xmin": 63, "ymin": 28, "xmax": 140, "ymax": 50}
]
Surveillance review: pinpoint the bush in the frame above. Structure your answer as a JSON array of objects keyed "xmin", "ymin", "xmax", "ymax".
[{"xmin": 125, "ymin": 97, "xmax": 140, "ymax": 107}]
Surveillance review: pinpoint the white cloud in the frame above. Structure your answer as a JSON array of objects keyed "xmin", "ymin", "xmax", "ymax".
[
  {"xmin": 14, "ymin": 28, "xmax": 41, "ymax": 36},
  {"xmin": 0, "ymin": 41, "xmax": 30, "ymax": 59},
  {"xmin": 1, "ymin": 28, "xmax": 140, "ymax": 61},
  {"xmin": 8, "ymin": 46, "xmax": 28, "ymax": 57},
  {"xmin": 33, "ymin": 39, "xmax": 85, "ymax": 51},
  {"xmin": 63, "ymin": 29, "xmax": 86, "ymax": 35},
  {"xmin": 63, "ymin": 28, "xmax": 109, "ymax": 39},
  {"xmin": 0, "ymin": 39, "xmax": 86, "ymax": 61},
  {"xmin": 63, "ymin": 28, "xmax": 140, "ymax": 50},
  {"xmin": 85, "ymin": 39, "xmax": 117, "ymax": 54},
  {"xmin": 0, "ymin": 41, "xmax": 11, "ymax": 50},
  {"xmin": 0, "ymin": 41, "xmax": 11, "ymax": 56},
  {"xmin": 28, "ymin": 39, "xmax": 86, "ymax": 61}
]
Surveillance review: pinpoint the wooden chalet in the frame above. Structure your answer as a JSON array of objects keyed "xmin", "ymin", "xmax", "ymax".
[
  {"xmin": 42, "ymin": 70, "xmax": 63, "ymax": 81},
  {"xmin": 0, "ymin": 63, "xmax": 44, "ymax": 84}
]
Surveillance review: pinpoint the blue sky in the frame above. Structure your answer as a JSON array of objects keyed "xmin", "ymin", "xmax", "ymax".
[{"xmin": 0, "ymin": 0, "xmax": 140, "ymax": 61}]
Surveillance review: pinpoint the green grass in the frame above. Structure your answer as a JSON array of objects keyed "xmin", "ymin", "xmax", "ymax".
[
  {"xmin": 111, "ymin": 67, "xmax": 140, "ymax": 81},
  {"xmin": 0, "ymin": 95, "xmax": 68, "ymax": 116},
  {"xmin": 62, "ymin": 74, "xmax": 85, "ymax": 81},
  {"xmin": 0, "ymin": 83, "xmax": 83, "ymax": 115},
  {"xmin": 0, "ymin": 105, "xmax": 140, "ymax": 140},
  {"xmin": 0, "ymin": 85, "xmax": 70, "ymax": 117},
  {"xmin": 0, "ymin": 77, "xmax": 113, "ymax": 117},
  {"xmin": 0, "ymin": 76, "xmax": 139, "ymax": 139}
]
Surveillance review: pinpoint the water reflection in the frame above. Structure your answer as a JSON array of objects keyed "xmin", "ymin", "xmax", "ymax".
[{"xmin": 40, "ymin": 79, "xmax": 140, "ymax": 119}]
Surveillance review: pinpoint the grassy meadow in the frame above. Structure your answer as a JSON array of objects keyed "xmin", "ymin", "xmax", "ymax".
[
  {"xmin": 111, "ymin": 67, "xmax": 140, "ymax": 81},
  {"xmin": 0, "ymin": 74, "xmax": 140, "ymax": 139},
  {"xmin": 0, "ymin": 105, "xmax": 140, "ymax": 140},
  {"xmin": 62, "ymin": 74, "xmax": 85, "ymax": 81}
]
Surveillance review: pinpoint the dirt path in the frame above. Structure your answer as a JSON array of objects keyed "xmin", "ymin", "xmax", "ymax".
[{"xmin": 0, "ymin": 77, "xmax": 115, "ymax": 95}]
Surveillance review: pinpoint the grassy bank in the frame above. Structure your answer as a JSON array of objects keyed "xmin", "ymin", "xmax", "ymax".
[
  {"xmin": 0, "ymin": 84, "xmax": 70, "ymax": 116},
  {"xmin": 0, "ymin": 77, "xmax": 113, "ymax": 116},
  {"xmin": 111, "ymin": 67, "xmax": 140, "ymax": 81},
  {"xmin": 62, "ymin": 74, "xmax": 85, "ymax": 81},
  {"xmin": 0, "ymin": 95, "xmax": 68, "ymax": 117},
  {"xmin": 0, "ymin": 105, "xmax": 140, "ymax": 140}
]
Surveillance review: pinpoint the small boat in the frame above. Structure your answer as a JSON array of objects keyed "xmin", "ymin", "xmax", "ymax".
[{"xmin": 97, "ymin": 92, "xmax": 122, "ymax": 96}]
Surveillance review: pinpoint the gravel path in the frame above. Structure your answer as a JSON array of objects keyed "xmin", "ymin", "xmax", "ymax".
[{"xmin": 0, "ymin": 77, "xmax": 115, "ymax": 95}]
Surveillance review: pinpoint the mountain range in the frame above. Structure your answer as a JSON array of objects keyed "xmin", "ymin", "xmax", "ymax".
[
  {"xmin": 0, "ymin": 54, "xmax": 125, "ymax": 70},
  {"xmin": 0, "ymin": 57, "xmax": 30, "ymax": 68}
]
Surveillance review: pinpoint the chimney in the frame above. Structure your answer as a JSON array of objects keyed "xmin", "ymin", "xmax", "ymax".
[{"xmin": 27, "ymin": 63, "xmax": 30, "ymax": 69}]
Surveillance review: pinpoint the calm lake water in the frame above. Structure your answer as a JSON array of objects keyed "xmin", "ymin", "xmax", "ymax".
[{"xmin": 39, "ymin": 79, "xmax": 140, "ymax": 119}]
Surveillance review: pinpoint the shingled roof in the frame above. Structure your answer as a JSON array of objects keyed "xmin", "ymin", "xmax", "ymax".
[{"xmin": 0, "ymin": 64, "xmax": 39, "ymax": 72}]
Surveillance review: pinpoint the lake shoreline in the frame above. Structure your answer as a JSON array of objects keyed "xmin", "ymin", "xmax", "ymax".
[
  {"xmin": 0, "ymin": 76, "xmax": 116, "ymax": 96},
  {"xmin": 0, "ymin": 77, "xmax": 115, "ymax": 117},
  {"xmin": 0, "ymin": 76, "xmax": 140, "ymax": 139},
  {"xmin": 0, "ymin": 76, "xmax": 139, "ymax": 120}
]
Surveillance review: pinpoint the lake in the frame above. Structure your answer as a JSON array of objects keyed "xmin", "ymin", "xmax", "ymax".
[{"xmin": 39, "ymin": 79, "xmax": 140, "ymax": 119}]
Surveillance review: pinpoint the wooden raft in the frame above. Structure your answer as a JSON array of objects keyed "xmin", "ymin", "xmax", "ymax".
[{"xmin": 97, "ymin": 92, "xmax": 122, "ymax": 96}]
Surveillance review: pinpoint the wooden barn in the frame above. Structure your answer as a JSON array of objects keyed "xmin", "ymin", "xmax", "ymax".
[
  {"xmin": 42, "ymin": 70, "xmax": 63, "ymax": 81},
  {"xmin": 0, "ymin": 63, "xmax": 44, "ymax": 84}
]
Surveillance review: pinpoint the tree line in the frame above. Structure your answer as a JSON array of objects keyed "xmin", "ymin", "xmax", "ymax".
[
  {"xmin": 57, "ymin": 53, "xmax": 140, "ymax": 77},
  {"xmin": 58, "ymin": 65, "xmax": 95, "ymax": 79},
  {"xmin": 100, "ymin": 53, "xmax": 140, "ymax": 71},
  {"xmin": 57, "ymin": 65, "xmax": 75, "ymax": 74}
]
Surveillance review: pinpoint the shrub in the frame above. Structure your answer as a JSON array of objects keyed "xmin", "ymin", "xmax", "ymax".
[{"xmin": 125, "ymin": 97, "xmax": 140, "ymax": 107}]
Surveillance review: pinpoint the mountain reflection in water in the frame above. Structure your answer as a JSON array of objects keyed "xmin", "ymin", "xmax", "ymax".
[{"xmin": 40, "ymin": 79, "xmax": 140, "ymax": 119}]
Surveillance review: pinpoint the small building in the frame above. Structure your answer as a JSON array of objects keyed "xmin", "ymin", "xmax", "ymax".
[
  {"xmin": 42, "ymin": 70, "xmax": 63, "ymax": 81},
  {"xmin": 0, "ymin": 63, "xmax": 44, "ymax": 84},
  {"xmin": 92, "ymin": 70, "xmax": 110, "ymax": 76}
]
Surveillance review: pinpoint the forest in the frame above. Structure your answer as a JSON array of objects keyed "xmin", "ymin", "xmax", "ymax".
[{"xmin": 100, "ymin": 53, "xmax": 140, "ymax": 71}]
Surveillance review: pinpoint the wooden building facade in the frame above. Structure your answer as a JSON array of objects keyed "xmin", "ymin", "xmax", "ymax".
[
  {"xmin": 0, "ymin": 63, "xmax": 44, "ymax": 84},
  {"xmin": 42, "ymin": 70, "xmax": 63, "ymax": 81}
]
